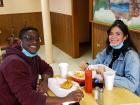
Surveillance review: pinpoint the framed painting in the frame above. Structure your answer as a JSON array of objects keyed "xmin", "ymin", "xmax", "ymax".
[
  {"xmin": 0, "ymin": 0, "xmax": 3, "ymax": 7},
  {"xmin": 93, "ymin": 0, "xmax": 140, "ymax": 32}
]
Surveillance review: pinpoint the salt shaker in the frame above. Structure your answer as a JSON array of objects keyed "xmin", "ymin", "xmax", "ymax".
[
  {"xmin": 98, "ymin": 88, "xmax": 103, "ymax": 105},
  {"xmin": 94, "ymin": 86, "xmax": 99, "ymax": 101}
]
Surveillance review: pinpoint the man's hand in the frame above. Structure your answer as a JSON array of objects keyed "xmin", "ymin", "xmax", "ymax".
[
  {"xmin": 37, "ymin": 80, "xmax": 48, "ymax": 94},
  {"xmin": 64, "ymin": 90, "xmax": 84, "ymax": 102},
  {"xmin": 37, "ymin": 74, "xmax": 50, "ymax": 94}
]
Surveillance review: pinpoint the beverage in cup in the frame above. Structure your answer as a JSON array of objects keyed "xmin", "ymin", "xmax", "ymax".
[
  {"xmin": 59, "ymin": 63, "xmax": 69, "ymax": 78},
  {"xmin": 103, "ymin": 70, "xmax": 116, "ymax": 90}
]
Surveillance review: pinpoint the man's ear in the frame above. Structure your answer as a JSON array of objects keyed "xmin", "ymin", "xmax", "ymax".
[
  {"xmin": 17, "ymin": 39, "xmax": 21, "ymax": 45},
  {"xmin": 17, "ymin": 39, "xmax": 23, "ymax": 47}
]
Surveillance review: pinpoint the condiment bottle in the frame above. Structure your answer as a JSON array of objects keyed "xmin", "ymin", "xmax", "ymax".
[{"xmin": 85, "ymin": 68, "xmax": 92, "ymax": 93}]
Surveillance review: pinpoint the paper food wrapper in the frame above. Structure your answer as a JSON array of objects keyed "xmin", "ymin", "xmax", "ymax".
[{"xmin": 48, "ymin": 78, "xmax": 79, "ymax": 97}]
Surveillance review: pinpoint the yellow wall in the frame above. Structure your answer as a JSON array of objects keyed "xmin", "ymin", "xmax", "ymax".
[{"xmin": 0, "ymin": 0, "xmax": 41, "ymax": 14}]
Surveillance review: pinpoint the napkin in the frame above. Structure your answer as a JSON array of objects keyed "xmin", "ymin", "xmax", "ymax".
[{"xmin": 48, "ymin": 78, "xmax": 79, "ymax": 97}]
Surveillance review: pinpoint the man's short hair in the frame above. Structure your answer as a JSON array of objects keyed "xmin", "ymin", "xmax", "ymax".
[{"xmin": 19, "ymin": 27, "xmax": 38, "ymax": 39}]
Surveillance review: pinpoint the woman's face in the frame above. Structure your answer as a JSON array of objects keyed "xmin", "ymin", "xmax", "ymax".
[
  {"xmin": 21, "ymin": 30, "xmax": 40, "ymax": 54},
  {"xmin": 109, "ymin": 26, "xmax": 126, "ymax": 46}
]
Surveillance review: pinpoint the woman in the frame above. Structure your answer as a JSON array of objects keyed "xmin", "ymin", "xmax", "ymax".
[
  {"xmin": 0, "ymin": 27, "xmax": 83, "ymax": 105},
  {"xmin": 80, "ymin": 20, "xmax": 140, "ymax": 96}
]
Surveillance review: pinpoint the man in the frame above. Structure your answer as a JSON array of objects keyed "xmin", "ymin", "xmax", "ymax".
[{"xmin": 0, "ymin": 27, "xmax": 83, "ymax": 105}]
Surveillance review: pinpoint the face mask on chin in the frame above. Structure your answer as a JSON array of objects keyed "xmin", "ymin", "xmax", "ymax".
[
  {"xmin": 110, "ymin": 42, "xmax": 124, "ymax": 49},
  {"xmin": 22, "ymin": 48, "xmax": 37, "ymax": 57}
]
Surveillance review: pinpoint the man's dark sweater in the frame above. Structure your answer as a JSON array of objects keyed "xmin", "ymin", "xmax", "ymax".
[{"xmin": 0, "ymin": 45, "xmax": 53, "ymax": 105}]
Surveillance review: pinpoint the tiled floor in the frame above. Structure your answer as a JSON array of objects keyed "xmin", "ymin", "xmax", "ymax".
[{"xmin": 38, "ymin": 44, "xmax": 91, "ymax": 75}]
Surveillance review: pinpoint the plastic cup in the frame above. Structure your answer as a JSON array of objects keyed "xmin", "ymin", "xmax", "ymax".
[
  {"xmin": 59, "ymin": 63, "xmax": 69, "ymax": 78},
  {"xmin": 103, "ymin": 70, "xmax": 116, "ymax": 90}
]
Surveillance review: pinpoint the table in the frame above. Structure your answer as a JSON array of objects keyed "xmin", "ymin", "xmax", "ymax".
[{"xmin": 47, "ymin": 87, "xmax": 140, "ymax": 105}]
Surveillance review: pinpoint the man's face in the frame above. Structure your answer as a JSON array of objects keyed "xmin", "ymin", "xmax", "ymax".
[{"xmin": 21, "ymin": 30, "xmax": 40, "ymax": 54}]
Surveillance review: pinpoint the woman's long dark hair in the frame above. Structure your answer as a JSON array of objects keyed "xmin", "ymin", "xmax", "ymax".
[{"xmin": 106, "ymin": 20, "xmax": 138, "ymax": 54}]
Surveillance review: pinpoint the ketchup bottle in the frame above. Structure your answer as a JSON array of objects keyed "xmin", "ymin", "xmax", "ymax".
[{"xmin": 85, "ymin": 68, "xmax": 92, "ymax": 93}]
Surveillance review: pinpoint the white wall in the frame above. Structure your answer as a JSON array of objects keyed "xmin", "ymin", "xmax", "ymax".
[
  {"xmin": 0, "ymin": 0, "xmax": 89, "ymax": 43},
  {"xmin": 49, "ymin": 0, "xmax": 72, "ymax": 15},
  {"xmin": 0, "ymin": 0, "xmax": 41, "ymax": 14},
  {"xmin": 0, "ymin": 0, "xmax": 72, "ymax": 15}
]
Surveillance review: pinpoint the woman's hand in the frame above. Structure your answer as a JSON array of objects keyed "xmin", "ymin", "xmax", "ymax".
[
  {"xmin": 80, "ymin": 61, "xmax": 88, "ymax": 70},
  {"xmin": 64, "ymin": 89, "xmax": 84, "ymax": 102},
  {"xmin": 96, "ymin": 65, "xmax": 105, "ymax": 77}
]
